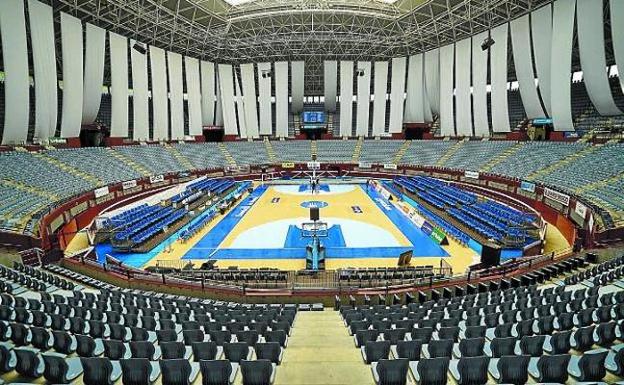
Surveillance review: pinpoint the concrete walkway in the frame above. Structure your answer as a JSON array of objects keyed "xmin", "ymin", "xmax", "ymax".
[{"xmin": 275, "ymin": 311, "xmax": 374, "ymax": 385}]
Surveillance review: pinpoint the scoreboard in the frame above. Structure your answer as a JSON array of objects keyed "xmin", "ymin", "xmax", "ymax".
[{"xmin": 302, "ymin": 111, "xmax": 326, "ymax": 124}]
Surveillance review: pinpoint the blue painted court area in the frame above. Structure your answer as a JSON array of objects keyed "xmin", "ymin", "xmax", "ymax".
[
  {"xmin": 362, "ymin": 185, "xmax": 448, "ymax": 258},
  {"xmin": 284, "ymin": 225, "xmax": 346, "ymax": 248},
  {"xmin": 298, "ymin": 184, "xmax": 330, "ymax": 192}
]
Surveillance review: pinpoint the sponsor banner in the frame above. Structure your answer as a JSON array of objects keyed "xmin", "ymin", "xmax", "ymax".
[
  {"xmin": 306, "ymin": 161, "xmax": 321, "ymax": 170},
  {"xmin": 421, "ymin": 221, "xmax": 433, "ymax": 236},
  {"xmin": 150, "ymin": 175, "xmax": 165, "ymax": 184},
  {"xmin": 122, "ymin": 180, "xmax": 137, "ymax": 190},
  {"xmin": 464, "ymin": 170, "xmax": 480, "ymax": 179},
  {"xmin": 544, "ymin": 187, "xmax": 570, "ymax": 206},
  {"xmin": 281, "ymin": 162, "xmax": 295, "ymax": 169},
  {"xmin": 94, "ymin": 217, "xmax": 109, "ymax": 230},
  {"xmin": 358, "ymin": 162, "xmax": 372, "ymax": 169},
  {"xmin": 94, "ymin": 186, "xmax": 109, "ymax": 199},
  {"xmin": 383, "ymin": 163, "xmax": 398, "ymax": 170},
  {"xmin": 429, "ymin": 227, "xmax": 448, "ymax": 244},
  {"xmin": 575, "ymin": 201, "xmax": 588, "ymax": 219},
  {"xmin": 520, "ymin": 181, "xmax": 536, "ymax": 193},
  {"xmin": 408, "ymin": 209, "xmax": 425, "ymax": 228}
]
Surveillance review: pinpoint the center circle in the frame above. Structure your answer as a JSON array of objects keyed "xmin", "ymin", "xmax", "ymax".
[{"xmin": 300, "ymin": 200, "xmax": 329, "ymax": 209}]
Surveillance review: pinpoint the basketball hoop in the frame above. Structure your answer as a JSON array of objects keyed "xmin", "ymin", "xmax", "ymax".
[{"xmin": 301, "ymin": 222, "xmax": 328, "ymax": 238}]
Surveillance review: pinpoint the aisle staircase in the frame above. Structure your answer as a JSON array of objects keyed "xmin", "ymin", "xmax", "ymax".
[
  {"xmin": 218, "ymin": 143, "xmax": 237, "ymax": 167},
  {"xmin": 265, "ymin": 139, "xmax": 278, "ymax": 163},
  {"xmin": 274, "ymin": 311, "xmax": 374, "ymax": 385},
  {"xmin": 351, "ymin": 137, "xmax": 364, "ymax": 163},
  {"xmin": 480, "ymin": 142, "xmax": 525, "ymax": 172},
  {"xmin": 107, "ymin": 148, "xmax": 151, "ymax": 176},
  {"xmin": 311, "ymin": 141, "xmax": 318, "ymax": 160},
  {"xmin": 392, "ymin": 140, "xmax": 412, "ymax": 164},
  {"xmin": 436, "ymin": 140, "xmax": 465, "ymax": 167},
  {"xmin": 526, "ymin": 145, "xmax": 599, "ymax": 181},
  {"xmin": 34, "ymin": 153, "xmax": 101, "ymax": 186},
  {"xmin": 164, "ymin": 145, "xmax": 196, "ymax": 171}
]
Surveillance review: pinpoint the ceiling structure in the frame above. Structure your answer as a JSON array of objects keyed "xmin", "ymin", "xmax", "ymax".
[{"xmin": 48, "ymin": 0, "xmax": 610, "ymax": 95}]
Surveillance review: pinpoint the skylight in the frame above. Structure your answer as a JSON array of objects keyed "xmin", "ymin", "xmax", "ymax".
[{"xmin": 222, "ymin": 0, "xmax": 255, "ymax": 6}]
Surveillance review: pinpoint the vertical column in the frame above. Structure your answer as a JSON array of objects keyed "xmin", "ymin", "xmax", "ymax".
[
  {"xmin": 339, "ymin": 60, "xmax": 354, "ymax": 137},
  {"xmin": 82, "ymin": 23, "xmax": 106, "ymax": 124},
  {"xmin": 167, "ymin": 52, "xmax": 184, "ymax": 139},
  {"xmin": 109, "ymin": 33, "xmax": 129, "ymax": 138},
  {"xmin": 455, "ymin": 38, "xmax": 473, "ymax": 136},
  {"xmin": 131, "ymin": 41, "xmax": 149, "ymax": 140},
  {"xmin": 291, "ymin": 61, "xmax": 305, "ymax": 114},
  {"xmin": 185, "ymin": 56, "xmax": 203, "ymax": 136},
  {"xmin": 257, "ymin": 62, "xmax": 273, "ymax": 135},
  {"xmin": 472, "ymin": 31, "xmax": 490, "ymax": 137},
  {"xmin": 372, "ymin": 61, "xmax": 388, "ymax": 136},
  {"xmin": 439, "ymin": 44, "xmax": 455, "ymax": 136},
  {"xmin": 27, "ymin": 0, "xmax": 57, "ymax": 141},
  {"xmin": 60, "ymin": 12, "xmax": 83, "ymax": 138},
  {"xmin": 324, "ymin": 61, "xmax": 338, "ymax": 112},
  {"xmin": 491, "ymin": 24, "xmax": 511, "ymax": 133},
  {"xmin": 274, "ymin": 61, "xmax": 289, "ymax": 137},
  {"xmin": 356, "ymin": 61, "xmax": 372, "ymax": 136},
  {"xmin": 218, "ymin": 64, "xmax": 238, "ymax": 137},
  {"xmin": 200, "ymin": 61, "xmax": 216, "ymax": 127},
  {"xmin": 532, "ymin": 4, "xmax": 553, "ymax": 116},
  {"xmin": 550, "ymin": 0, "xmax": 575, "ymax": 131},
  {"xmin": 404, "ymin": 54, "xmax": 425, "ymax": 123},
  {"xmin": 150, "ymin": 46, "xmax": 169, "ymax": 140},
  {"xmin": 240, "ymin": 63, "xmax": 259, "ymax": 138},
  {"xmin": 388, "ymin": 57, "xmax": 407, "ymax": 134}
]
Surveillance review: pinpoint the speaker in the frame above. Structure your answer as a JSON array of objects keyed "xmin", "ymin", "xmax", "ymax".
[
  {"xmin": 481, "ymin": 36, "xmax": 495, "ymax": 51},
  {"xmin": 481, "ymin": 244, "xmax": 501, "ymax": 266},
  {"xmin": 132, "ymin": 43, "xmax": 146, "ymax": 55},
  {"xmin": 310, "ymin": 207, "xmax": 319, "ymax": 221}
]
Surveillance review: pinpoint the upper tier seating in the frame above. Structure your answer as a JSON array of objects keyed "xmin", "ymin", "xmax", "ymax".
[
  {"xmin": 271, "ymin": 140, "xmax": 311, "ymax": 163},
  {"xmin": 113, "ymin": 145, "xmax": 186, "ymax": 175},
  {"xmin": 172, "ymin": 143, "xmax": 228, "ymax": 170},
  {"xmin": 533, "ymin": 143, "xmax": 624, "ymax": 193},
  {"xmin": 489, "ymin": 141, "xmax": 589, "ymax": 179},
  {"xmin": 441, "ymin": 141, "xmax": 517, "ymax": 171},
  {"xmin": 316, "ymin": 140, "xmax": 357, "ymax": 163},
  {"xmin": 225, "ymin": 141, "xmax": 271, "ymax": 166},
  {"xmin": 400, "ymin": 140, "xmax": 457, "ymax": 167},
  {"xmin": 359, "ymin": 140, "xmax": 406, "ymax": 165},
  {"xmin": 45, "ymin": 147, "xmax": 142, "ymax": 185}
]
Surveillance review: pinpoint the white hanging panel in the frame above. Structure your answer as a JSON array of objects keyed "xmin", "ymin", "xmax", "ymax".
[
  {"xmin": 424, "ymin": 49, "xmax": 440, "ymax": 115},
  {"xmin": 274, "ymin": 61, "xmax": 289, "ymax": 137},
  {"xmin": 217, "ymin": 64, "xmax": 238, "ymax": 136},
  {"xmin": 455, "ymin": 38, "xmax": 473, "ymax": 136},
  {"xmin": 131, "ymin": 42, "xmax": 149, "ymax": 140},
  {"xmin": 491, "ymin": 24, "xmax": 511, "ymax": 133},
  {"xmin": 356, "ymin": 61, "xmax": 372, "ymax": 136},
  {"xmin": 472, "ymin": 31, "xmax": 490, "ymax": 137},
  {"xmin": 60, "ymin": 13, "xmax": 83, "ymax": 138},
  {"xmin": 612, "ymin": 0, "xmax": 624, "ymax": 96},
  {"xmin": 339, "ymin": 61, "xmax": 354, "ymax": 137},
  {"xmin": 257, "ymin": 62, "xmax": 273, "ymax": 135},
  {"xmin": 511, "ymin": 15, "xmax": 546, "ymax": 118},
  {"xmin": 291, "ymin": 61, "xmax": 305, "ymax": 114},
  {"xmin": 200, "ymin": 61, "xmax": 216, "ymax": 126},
  {"xmin": 577, "ymin": 0, "xmax": 621, "ymax": 115},
  {"xmin": 82, "ymin": 24, "xmax": 106, "ymax": 124},
  {"xmin": 185, "ymin": 57, "xmax": 203, "ymax": 136},
  {"xmin": 439, "ymin": 44, "xmax": 455, "ymax": 136},
  {"xmin": 214, "ymin": 73, "xmax": 223, "ymax": 127},
  {"xmin": 28, "ymin": 0, "xmax": 57, "ymax": 140},
  {"xmin": 531, "ymin": 4, "xmax": 553, "ymax": 116},
  {"xmin": 404, "ymin": 55, "xmax": 423, "ymax": 123},
  {"xmin": 109, "ymin": 33, "xmax": 128, "ymax": 138},
  {"xmin": 234, "ymin": 70, "xmax": 247, "ymax": 139},
  {"xmin": 324, "ymin": 61, "xmax": 338, "ymax": 112},
  {"xmin": 372, "ymin": 61, "xmax": 388, "ymax": 136},
  {"xmin": 167, "ymin": 52, "xmax": 184, "ymax": 139},
  {"xmin": 551, "ymin": 0, "xmax": 575, "ymax": 131},
  {"xmin": 240, "ymin": 63, "xmax": 259, "ymax": 138},
  {"xmin": 150, "ymin": 46, "xmax": 169, "ymax": 140},
  {"xmin": 388, "ymin": 57, "xmax": 407, "ymax": 134}
]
